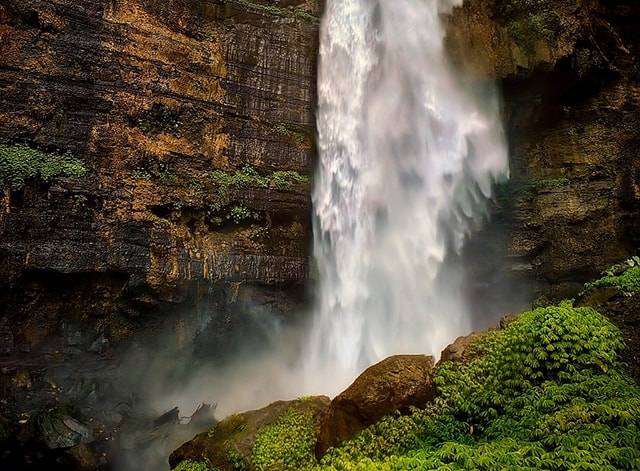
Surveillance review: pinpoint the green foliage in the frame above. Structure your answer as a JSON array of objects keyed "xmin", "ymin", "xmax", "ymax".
[
  {"xmin": 211, "ymin": 166, "xmax": 309, "ymax": 191},
  {"xmin": 252, "ymin": 407, "xmax": 317, "ymax": 471},
  {"xmin": 230, "ymin": 0, "xmax": 318, "ymax": 23},
  {"xmin": 583, "ymin": 257, "xmax": 640, "ymax": 296},
  {"xmin": 318, "ymin": 302, "xmax": 640, "ymax": 470},
  {"xmin": 132, "ymin": 160, "xmax": 178, "ymax": 185},
  {"xmin": 174, "ymin": 460, "xmax": 216, "ymax": 471},
  {"xmin": 227, "ymin": 205, "xmax": 260, "ymax": 224},
  {"xmin": 0, "ymin": 144, "xmax": 86, "ymax": 190},
  {"xmin": 227, "ymin": 447, "xmax": 248, "ymax": 471}
]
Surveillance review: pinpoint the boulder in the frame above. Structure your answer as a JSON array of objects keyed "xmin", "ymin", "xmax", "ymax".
[
  {"xmin": 440, "ymin": 332, "xmax": 487, "ymax": 363},
  {"xmin": 170, "ymin": 396, "xmax": 330, "ymax": 471},
  {"xmin": 37, "ymin": 410, "xmax": 93, "ymax": 450},
  {"xmin": 316, "ymin": 355, "xmax": 436, "ymax": 457}
]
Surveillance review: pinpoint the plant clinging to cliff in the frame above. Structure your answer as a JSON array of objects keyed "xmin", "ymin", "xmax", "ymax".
[
  {"xmin": 0, "ymin": 143, "xmax": 86, "ymax": 190},
  {"xmin": 174, "ymin": 460, "xmax": 216, "ymax": 471},
  {"xmin": 211, "ymin": 166, "xmax": 309, "ymax": 191},
  {"xmin": 583, "ymin": 257, "xmax": 640, "ymax": 296}
]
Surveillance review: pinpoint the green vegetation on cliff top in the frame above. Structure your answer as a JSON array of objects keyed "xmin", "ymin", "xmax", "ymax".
[
  {"xmin": 0, "ymin": 143, "xmax": 86, "ymax": 190},
  {"xmin": 174, "ymin": 299, "xmax": 639, "ymax": 470}
]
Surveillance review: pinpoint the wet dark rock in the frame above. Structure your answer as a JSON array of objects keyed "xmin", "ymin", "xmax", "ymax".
[
  {"xmin": 0, "ymin": 318, "xmax": 13, "ymax": 355},
  {"xmin": 37, "ymin": 410, "xmax": 93, "ymax": 450},
  {"xmin": 316, "ymin": 355, "xmax": 437, "ymax": 457}
]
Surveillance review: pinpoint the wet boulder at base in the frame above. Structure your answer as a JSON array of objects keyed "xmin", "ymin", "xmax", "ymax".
[
  {"xmin": 169, "ymin": 396, "xmax": 330, "ymax": 471},
  {"xmin": 316, "ymin": 354, "xmax": 437, "ymax": 457}
]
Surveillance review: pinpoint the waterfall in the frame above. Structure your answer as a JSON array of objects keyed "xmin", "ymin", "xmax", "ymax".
[{"xmin": 304, "ymin": 0, "xmax": 509, "ymax": 393}]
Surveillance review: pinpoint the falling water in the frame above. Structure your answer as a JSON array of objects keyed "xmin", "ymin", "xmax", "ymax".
[{"xmin": 304, "ymin": 0, "xmax": 509, "ymax": 393}]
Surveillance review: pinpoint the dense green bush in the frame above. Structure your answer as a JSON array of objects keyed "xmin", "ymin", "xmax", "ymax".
[
  {"xmin": 0, "ymin": 144, "xmax": 86, "ymax": 189},
  {"xmin": 173, "ymin": 301, "xmax": 639, "ymax": 470},
  {"xmin": 174, "ymin": 460, "xmax": 216, "ymax": 471},
  {"xmin": 318, "ymin": 302, "xmax": 640, "ymax": 470}
]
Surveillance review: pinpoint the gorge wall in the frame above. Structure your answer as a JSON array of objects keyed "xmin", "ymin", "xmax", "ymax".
[
  {"xmin": 0, "ymin": 0, "xmax": 638, "ymax": 467},
  {"xmin": 0, "ymin": 0, "xmax": 320, "ymax": 358}
]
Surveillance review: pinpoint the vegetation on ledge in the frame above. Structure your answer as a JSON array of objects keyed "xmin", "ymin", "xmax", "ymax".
[
  {"xmin": 0, "ymin": 143, "xmax": 86, "ymax": 190},
  {"xmin": 211, "ymin": 166, "xmax": 309, "ymax": 191},
  {"xmin": 252, "ymin": 406, "xmax": 316, "ymax": 471},
  {"xmin": 583, "ymin": 257, "xmax": 640, "ymax": 296},
  {"xmin": 192, "ymin": 301, "xmax": 639, "ymax": 471}
]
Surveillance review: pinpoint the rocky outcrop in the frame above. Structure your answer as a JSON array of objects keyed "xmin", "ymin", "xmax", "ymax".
[
  {"xmin": 448, "ymin": 0, "xmax": 640, "ymax": 302},
  {"xmin": 170, "ymin": 396, "xmax": 330, "ymax": 471},
  {"xmin": 315, "ymin": 355, "xmax": 437, "ymax": 457}
]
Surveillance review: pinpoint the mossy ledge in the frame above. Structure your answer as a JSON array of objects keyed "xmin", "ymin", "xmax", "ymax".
[{"xmin": 0, "ymin": 143, "xmax": 86, "ymax": 190}]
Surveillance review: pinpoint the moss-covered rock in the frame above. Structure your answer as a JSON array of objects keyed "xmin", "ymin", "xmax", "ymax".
[
  {"xmin": 0, "ymin": 143, "xmax": 86, "ymax": 190},
  {"xmin": 316, "ymin": 355, "xmax": 436, "ymax": 457},
  {"xmin": 170, "ymin": 397, "xmax": 329, "ymax": 471}
]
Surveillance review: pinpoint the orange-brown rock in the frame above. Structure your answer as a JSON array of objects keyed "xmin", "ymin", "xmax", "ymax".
[
  {"xmin": 446, "ymin": 0, "xmax": 640, "ymax": 304},
  {"xmin": 316, "ymin": 355, "xmax": 436, "ymax": 457},
  {"xmin": 0, "ymin": 0, "xmax": 319, "ymax": 351}
]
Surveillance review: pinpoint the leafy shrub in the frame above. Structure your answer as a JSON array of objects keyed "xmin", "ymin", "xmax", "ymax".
[
  {"xmin": 583, "ymin": 257, "xmax": 640, "ymax": 296},
  {"xmin": 227, "ymin": 205, "xmax": 259, "ymax": 224},
  {"xmin": 174, "ymin": 460, "xmax": 215, "ymax": 471},
  {"xmin": 252, "ymin": 407, "xmax": 317, "ymax": 471},
  {"xmin": 0, "ymin": 144, "xmax": 86, "ymax": 189},
  {"xmin": 319, "ymin": 302, "xmax": 640, "ymax": 470}
]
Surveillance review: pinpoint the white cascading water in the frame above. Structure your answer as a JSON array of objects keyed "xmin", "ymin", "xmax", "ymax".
[{"xmin": 304, "ymin": 0, "xmax": 509, "ymax": 394}]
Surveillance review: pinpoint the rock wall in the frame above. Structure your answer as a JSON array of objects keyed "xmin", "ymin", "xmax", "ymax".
[
  {"xmin": 448, "ymin": 0, "xmax": 640, "ymax": 301},
  {"xmin": 0, "ymin": 0, "xmax": 319, "ymax": 354}
]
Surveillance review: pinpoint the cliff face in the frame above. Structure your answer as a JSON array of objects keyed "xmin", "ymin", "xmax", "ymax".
[
  {"xmin": 0, "ymin": 0, "xmax": 319, "ymax": 355},
  {"xmin": 448, "ymin": 0, "xmax": 640, "ymax": 301}
]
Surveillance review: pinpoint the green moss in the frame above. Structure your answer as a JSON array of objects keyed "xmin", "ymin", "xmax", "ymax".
[
  {"xmin": 227, "ymin": 205, "xmax": 259, "ymax": 224},
  {"xmin": 252, "ymin": 407, "xmax": 317, "ymax": 471},
  {"xmin": 0, "ymin": 144, "xmax": 86, "ymax": 190},
  {"xmin": 211, "ymin": 166, "xmax": 309, "ymax": 191},
  {"xmin": 230, "ymin": 0, "xmax": 318, "ymax": 23},
  {"xmin": 173, "ymin": 460, "xmax": 216, "ymax": 471},
  {"xmin": 132, "ymin": 161, "xmax": 178, "ymax": 185},
  {"xmin": 319, "ymin": 302, "xmax": 640, "ymax": 470},
  {"xmin": 583, "ymin": 257, "xmax": 640, "ymax": 296}
]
